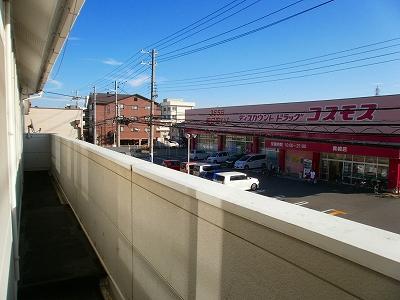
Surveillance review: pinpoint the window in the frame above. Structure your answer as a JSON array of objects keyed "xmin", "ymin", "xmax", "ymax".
[
  {"xmin": 132, "ymin": 105, "xmax": 138, "ymax": 110},
  {"xmin": 145, "ymin": 106, "xmax": 150, "ymax": 110},
  {"xmin": 106, "ymin": 105, "xmax": 110, "ymax": 113},
  {"xmin": 120, "ymin": 126, "xmax": 124, "ymax": 132},
  {"xmin": 134, "ymin": 97, "xmax": 138, "ymax": 101},
  {"xmin": 119, "ymin": 104, "xmax": 124, "ymax": 109},
  {"xmin": 231, "ymin": 175, "xmax": 247, "ymax": 181},
  {"xmin": 214, "ymin": 175, "xmax": 224, "ymax": 183}
]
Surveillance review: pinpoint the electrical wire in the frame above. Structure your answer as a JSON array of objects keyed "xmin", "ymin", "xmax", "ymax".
[
  {"xmin": 144, "ymin": 0, "xmax": 245, "ymax": 49},
  {"xmin": 157, "ymin": 0, "xmax": 263, "ymax": 51},
  {"xmin": 159, "ymin": 0, "xmax": 305, "ymax": 53},
  {"xmin": 78, "ymin": 0, "xmax": 246, "ymax": 90},
  {"xmin": 159, "ymin": 57, "xmax": 400, "ymax": 92},
  {"xmin": 53, "ymin": 0, "xmax": 78, "ymax": 79},
  {"xmin": 159, "ymin": 42, "xmax": 400, "ymax": 85},
  {"xmin": 158, "ymin": 0, "xmax": 335, "ymax": 62},
  {"xmin": 159, "ymin": 51, "xmax": 400, "ymax": 89}
]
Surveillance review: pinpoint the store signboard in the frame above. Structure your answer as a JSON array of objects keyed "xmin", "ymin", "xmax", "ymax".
[
  {"xmin": 186, "ymin": 95, "xmax": 400, "ymax": 135},
  {"xmin": 265, "ymin": 139, "xmax": 400, "ymax": 158}
]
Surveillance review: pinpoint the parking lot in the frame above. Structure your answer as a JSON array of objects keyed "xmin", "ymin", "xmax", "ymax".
[{"xmin": 134, "ymin": 148, "xmax": 400, "ymax": 234}]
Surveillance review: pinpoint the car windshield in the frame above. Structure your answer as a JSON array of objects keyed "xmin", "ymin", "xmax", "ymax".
[
  {"xmin": 238, "ymin": 155, "xmax": 250, "ymax": 161},
  {"xmin": 209, "ymin": 153, "xmax": 217, "ymax": 157},
  {"xmin": 214, "ymin": 174, "xmax": 224, "ymax": 183},
  {"xmin": 203, "ymin": 165, "xmax": 219, "ymax": 171}
]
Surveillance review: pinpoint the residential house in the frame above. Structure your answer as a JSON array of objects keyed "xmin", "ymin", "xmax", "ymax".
[{"xmin": 85, "ymin": 93, "xmax": 161, "ymax": 146}]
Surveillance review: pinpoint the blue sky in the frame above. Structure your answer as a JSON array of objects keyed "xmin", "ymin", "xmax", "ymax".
[{"xmin": 35, "ymin": 0, "xmax": 400, "ymax": 108}]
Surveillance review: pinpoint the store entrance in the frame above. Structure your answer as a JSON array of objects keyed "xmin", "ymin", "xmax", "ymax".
[{"xmin": 328, "ymin": 160, "xmax": 343, "ymax": 183}]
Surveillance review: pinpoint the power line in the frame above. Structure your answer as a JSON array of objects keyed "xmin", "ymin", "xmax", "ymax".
[
  {"xmin": 159, "ymin": 51, "xmax": 400, "ymax": 89},
  {"xmin": 157, "ymin": 0, "xmax": 263, "ymax": 51},
  {"xmin": 77, "ymin": 0, "xmax": 246, "ymax": 90},
  {"xmin": 53, "ymin": 0, "xmax": 78, "ymax": 79},
  {"xmin": 159, "ymin": 0, "xmax": 335, "ymax": 62},
  {"xmin": 159, "ymin": 0, "xmax": 305, "ymax": 53},
  {"xmin": 159, "ymin": 57, "xmax": 400, "ymax": 92},
  {"xmin": 145, "ymin": 0, "xmax": 245, "ymax": 49},
  {"xmin": 159, "ymin": 41, "xmax": 400, "ymax": 85}
]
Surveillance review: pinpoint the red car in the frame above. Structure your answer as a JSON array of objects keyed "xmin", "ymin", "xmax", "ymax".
[{"xmin": 162, "ymin": 160, "xmax": 180, "ymax": 171}]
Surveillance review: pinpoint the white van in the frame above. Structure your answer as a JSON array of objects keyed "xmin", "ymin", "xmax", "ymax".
[
  {"xmin": 234, "ymin": 154, "xmax": 267, "ymax": 170},
  {"xmin": 206, "ymin": 151, "xmax": 229, "ymax": 163}
]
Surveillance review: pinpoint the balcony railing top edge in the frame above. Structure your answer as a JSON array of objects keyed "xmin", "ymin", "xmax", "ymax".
[{"xmin": 51, "ymin": 134, "xmax": 400, "ymax": 281}]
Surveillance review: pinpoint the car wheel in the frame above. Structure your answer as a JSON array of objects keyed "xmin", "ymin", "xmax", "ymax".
[
  {"xmin": 250, "ymin": 183, "xmax": 258, "ymax": 191},
  {"xmin": 244, "ymin": 165, "xmax": 249, "ymax": 170},
  {"xmin": 261, "ymin": 163, "xmax": 266, "ymax": 169}
]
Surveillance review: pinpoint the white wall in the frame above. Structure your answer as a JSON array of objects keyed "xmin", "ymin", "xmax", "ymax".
[
  {"xmin": 23, "ymin": 134, "xmax": 51, "ymax": 171},
  {"xmin": 51, "ymin": 135, "xmax": 400, "ymax": 300},
  {"xmin": 0, "ymin": 2, "xmax": 24, "ymax": 299},
  {"xmin": 25, "ymin": 107, "xmax": 83, "ymax": 139}
]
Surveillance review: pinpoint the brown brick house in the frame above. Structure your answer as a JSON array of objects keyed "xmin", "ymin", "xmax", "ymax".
[{"xmin": 85, "ymin": 93, "xmax": 161, "ymax": 146}]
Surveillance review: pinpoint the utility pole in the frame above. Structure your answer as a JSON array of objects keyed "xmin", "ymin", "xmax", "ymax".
[
  {"xmin": 113, "ymin": 81, "xmax": 120, "ymax": 147},
  {"xmin": 75, "ymin": 90, "xmax": 79, "ymax": 107},
  {"xmin": 149, "ymin": 49, "xmax": 157, "ymax": 163},
  {"xmin": 93, "ymin": 86, "xmax": 97, "ymax": 145}
]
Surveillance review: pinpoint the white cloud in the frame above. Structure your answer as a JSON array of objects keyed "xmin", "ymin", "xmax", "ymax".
[
  {"xmin": 47, "ymin": 79, "xmax": 63, "ymax": 89},
  {"xmin": 127, "ymin": 75, "xmax": 150, "ymax": 87},
  {"xmin": 102, "ymin": 58, "xmax": 123, "ymax": 66}
]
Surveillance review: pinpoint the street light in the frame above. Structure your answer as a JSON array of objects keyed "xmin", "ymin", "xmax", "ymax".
[{"xmin": 185, "ymin": 133, "xmax": 197, "ymax": 174}]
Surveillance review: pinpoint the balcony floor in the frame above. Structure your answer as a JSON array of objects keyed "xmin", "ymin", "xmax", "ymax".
[{"xmin": 18, "ymin": 171, "xmax": 106, "ymax": 299}]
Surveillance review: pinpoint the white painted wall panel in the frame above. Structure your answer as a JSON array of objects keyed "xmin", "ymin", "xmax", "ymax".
[{"xmin": 50, "ymin": 135, "xmax": 400, "ymax": 300}]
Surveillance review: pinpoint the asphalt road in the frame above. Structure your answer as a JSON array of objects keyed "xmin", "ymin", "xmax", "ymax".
[
  {"xmin": 246, "ymin": 169, "xmax": 400, "ymax": 234},
  {"xmin": 134, "ymin": 150, "xmax": 400, "ymax": 235}
]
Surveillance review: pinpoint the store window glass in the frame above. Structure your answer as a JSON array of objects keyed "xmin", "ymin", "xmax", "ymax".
[
  {"xmin": 320, "ymin": 159, "xmax": 329, "ymax": 180},
  {"xmin": 352, "ymin": 163, "xmax": 365, "ymax": 179},
  {"xmin": 353, "ymin": 155, "xmax": 365, "ymax": 162},
  {"xmin": 342, "ymin": 162, "xmax": 352, "ymax": 184},
  {"xmin": 328, "ymin": 153, "xmax": 345, "ymax": 160},
  {"xmin": 364, "ymin": 164, "xmax": 377, "ymax": 179},
  {"xmin": 377, "ymin": 166, "xmax": 388, "ymax": 179},
  {"xmin": 365, "ymin": 156, "xmax": 377, "ymax": 164},
  {"xmin": 378, "ymin": 157, "xmax": 389, "ymax": 165}
]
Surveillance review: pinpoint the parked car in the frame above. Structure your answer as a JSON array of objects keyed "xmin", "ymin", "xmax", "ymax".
[
  {"xmin": 192, "ymin": 163, "xmax": 221, "ymax": 177},
  {"xmin": 224, "ymin": 153, "xmax": 244, "ymax": 168},
  {"xmin": 234, "ymin": 154, "xmax": 267, "ymax": 170},
  {"xmin": 180, "ymin": 161, "xmax": 197, "ymax": 174},
  {"xmin": 118, "ymin": 151, "xmax": 131, "ymax": 156},
  {"xmin": 206, "ymin": 151, "xmax": 230, "ymax": 163},
  {"xmin": 189, "ymin": 150, "xmax": 209, "ymax": 160},
  {"xmin": 168, "ymin": 140, "xmax": 179, "ymax": 147},
  {"xmin": 162, "ymin": 160, "xmax": 180, "ymax": 171},
  {"xmin": 158, "ymin": 140, "xmax": 179, "ymax": 148},
  {"xmin": 213, "ymin": 171, "xmax": 259, "ymax": 191}
]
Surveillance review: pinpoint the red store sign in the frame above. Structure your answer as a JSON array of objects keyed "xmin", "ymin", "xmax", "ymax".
[{"xmin": 266, "ymin": 140, "xmax": 400, "ymax": 159}]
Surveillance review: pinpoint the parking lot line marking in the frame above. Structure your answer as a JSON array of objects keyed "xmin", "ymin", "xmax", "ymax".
[
  {"xmin": 321, "ymin": 209, "xmax": 347, "ymax": 216},
  {"xmin": 293, "ymin": 201, "xmax": 309, "ymax": 206},
  {"xmin": 329, "ymin": 210, "xmax": 347, "ymax": 216}
]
